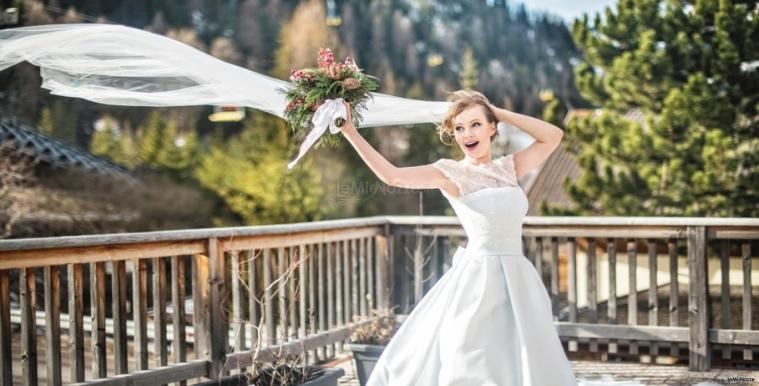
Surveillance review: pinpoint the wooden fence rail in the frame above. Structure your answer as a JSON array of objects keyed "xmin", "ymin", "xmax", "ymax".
[{"xmin": 0, "ymin": 216, "xmax": 756, "ymax": 385}]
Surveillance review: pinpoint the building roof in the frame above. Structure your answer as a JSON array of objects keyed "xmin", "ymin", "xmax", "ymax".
[
  {"xmin": 522, "ymin": 142, "xmax": 581, "ymax": 214},
  {"xmin": 0, "ymin": 117, "xmax": 131, "ymax": 178}
]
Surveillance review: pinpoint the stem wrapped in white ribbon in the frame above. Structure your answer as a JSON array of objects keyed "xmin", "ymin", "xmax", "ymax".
[{"xmin": 287, "ymin": 98, "xmax": 347, "ymax": 170}]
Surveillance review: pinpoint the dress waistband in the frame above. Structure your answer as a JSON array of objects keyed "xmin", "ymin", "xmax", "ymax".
[{"xmin": 456, "ymin": 236, "xmax": 524, "ymax": 257}]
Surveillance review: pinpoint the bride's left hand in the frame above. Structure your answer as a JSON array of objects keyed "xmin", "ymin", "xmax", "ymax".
[{"xmin": 340, "ymin": 100, "xmax": 356, "ymax": 134}]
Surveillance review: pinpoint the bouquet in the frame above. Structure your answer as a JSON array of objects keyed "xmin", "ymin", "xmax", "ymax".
[{"xmin": 280, "ymin": 48, "xmax": 379, "ymax": 169}]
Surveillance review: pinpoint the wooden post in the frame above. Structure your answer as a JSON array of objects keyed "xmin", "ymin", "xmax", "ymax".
[
  {"xmin": 740, "ymin": 241, "xmax": 752, "ymax": 361},
  {"xmin": 687, "ymin": 226, "xmax": 710, "ymax": 371},
  {"xmin": 44, "ymin": 266, "xmax": 62, "ymax": 386},
  {"xmin": 289, "ymin": 246, "xmax": 297, "ymax": 341},
  {"xmin": 351, "ymin": 239, "xmax": 360, "ymax": 321},
  {"xmin": 413, "ymin": 234, "xmax": 423, "ymax": 307},
  {"xmin": 550, "ymin": 237, "xmax": 559, "ymax": 321},
  {"xmin": 263, "ymin": 248, "xmax": 275, "ymax": 347},
  {"xmin": 208, "ymin": 237, "xmax": 228, "ymax": 378},
  {"xmin": 153, "ymin": 257, "xmax": 168, "ymax": 369},
  {"xmin": 359, "ymin": 237, "xmax": 368, "ymax": 316},
  {"xmin": 0, "ymin": 270, "xmax": 11, "ymax": 386},
  {"xmin": 719, "ymin": 240, "xmax": 731, "ymax": 360},
  {"xmin": 299, "ymin": 244, "xmax": 308, "ymax": 342},
  {"xmin": 22, "ymin": 267, "xmax": 39, "ymax": 385},
  {"xmin": 246, "ymin": 250, "xmax": 260, "ymax": 351},
  {"xmin": 608, "ymin": 238, "xmax": 618, "ymax": 354},
  {"xmin": 375, "ymin": 230, "xmax": 391, "ymax": 311},
  {"xmin": 90, "ymin": 262, "xmax": 107, "ymax": 378},
  {"xmin": 568, "ymin": 237, "xmax": 577, "ymax": 352},
  {"xmin": 278, "ymin": 247, "xmax": 288, "ymax": 344},
  {"xmin": 171, "ymin": 255, "xmax": 188, "ymax": 386},
  {"xmin": 588, "ymin": 238, "xmax": 598, "ymax": 353},
  {"xmin": 668, "ymin": 239, "xmax": 680, "ymax": 358},
  {"xmin": 326, "ymin": 242, "xmax": 335, "ymax": 357},
  {"xmin": 317, "ymin": 243, "xmax": 327, "ymax": 360},
  {"xmin": 627, "ymin": 239, "xmax": 638, "ymax": 355},
  {"xmin": 307, "ymin": 244, "xmax": 317, "ymax": 363},
  {"xmin": 112, "ymin": 260, "xmax": 128, "ymax": 374},
  {"xmin": 133, "ymin": 259, "xmax": 149, "ymax": 371},
  {"xmin": 67, "ymin": 263, "xmax": 84, "ymax": 382},
  {"xmin": 648, "ymin": 238, "xmax": 659, "ymax": 356},
  {"xmin": 231, "ymin": 251, "xmax": 245, "ymax": 352}
]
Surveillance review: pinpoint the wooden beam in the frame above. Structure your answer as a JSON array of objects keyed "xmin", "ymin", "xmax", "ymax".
[
  {"xmin": 70, "ymin": 360, "xmax": 207, "ymax": 386},
  {"xmin": 0, "ymin": 240, "xmax": 206, "ymax": 270}
]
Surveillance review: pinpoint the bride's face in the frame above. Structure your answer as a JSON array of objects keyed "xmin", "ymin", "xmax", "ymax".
[{"xmin": 453, "ymin": 105, "xmax": 496, "ymax": 159}]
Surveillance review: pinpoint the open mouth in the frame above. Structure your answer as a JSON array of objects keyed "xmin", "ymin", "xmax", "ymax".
[{"xmin": 464, "ymin": 140, "xmax": 479, "ymax": 151}]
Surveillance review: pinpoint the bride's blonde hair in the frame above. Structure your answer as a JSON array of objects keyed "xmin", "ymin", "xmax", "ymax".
[{"xmin": 436, "ymin": 89, "xmax": 499, "ymax": 145}]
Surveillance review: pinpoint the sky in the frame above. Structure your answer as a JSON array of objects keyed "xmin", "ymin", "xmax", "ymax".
[{"xmin": 520, "ymin": 0, "xmax": 617, "ymax": 23}]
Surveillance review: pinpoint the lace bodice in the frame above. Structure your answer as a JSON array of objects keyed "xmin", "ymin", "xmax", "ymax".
[{"xmin": 432, "ymin": 154, "xmax": 518, "ymax": 198}]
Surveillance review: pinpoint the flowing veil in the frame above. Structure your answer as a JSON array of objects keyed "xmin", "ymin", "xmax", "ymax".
[
  {"xmin": 0, "ymin": 23, "xmax": 454, "ymax": 168},
  {"xmin": 0, "ymin": 23, "xmax": 451, "ymax": 127}
]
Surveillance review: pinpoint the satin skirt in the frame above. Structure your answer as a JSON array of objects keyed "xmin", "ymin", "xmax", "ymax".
[{"xmin": 365, "ymin": 246, "xmax": 579, "ymax": 386}]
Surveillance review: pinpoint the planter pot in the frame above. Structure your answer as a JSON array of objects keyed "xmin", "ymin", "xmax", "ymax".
[
  {"xmin": 193, "ymin": 366, "xmax": 345, "ymax": 386},
  {"xmin": 302, "ymin": 367, "xmax": 344, "ymax": 386},
  {"xmin": 345, "ymin": 314, "xmax": 407, "ymax": 386},
  {"xmin": 344, "ymin": 343, "xmax": 385, "ymax": 386}
]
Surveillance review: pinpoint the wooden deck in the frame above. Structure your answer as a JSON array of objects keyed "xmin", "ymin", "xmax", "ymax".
[{"xmin": 328, "ymin": 354, "xmax": 759, "ymax": 386}]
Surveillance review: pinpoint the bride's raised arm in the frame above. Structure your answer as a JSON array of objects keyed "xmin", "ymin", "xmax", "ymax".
[{"xmin": 339, "ymin": 101, "xmax": 449, "ymax": 192}]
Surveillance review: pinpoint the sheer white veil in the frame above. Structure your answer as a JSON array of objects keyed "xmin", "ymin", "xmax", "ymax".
[
  {"xmin": 0, "ymin": 23, "xmax": 457, "ymax": 167},
  {"xmin": 0, "ymin": 23, "xmax": 452, "ymax": 127}
]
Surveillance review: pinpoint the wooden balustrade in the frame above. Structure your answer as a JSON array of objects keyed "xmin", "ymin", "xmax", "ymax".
[{"xmin": 0, "ymin": 216, "xmax": 756, "ymax": 384}]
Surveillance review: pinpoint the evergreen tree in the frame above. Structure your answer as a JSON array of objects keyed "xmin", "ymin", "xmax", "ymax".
[
  {"xmin": 136, "ymin": 110, "xmax": 199, "ymax": 178},
  {"xmin": 90, "ymin": 115, "xmax": 122, "ymax": 161},
  {"xmin": 137, "ymin": 110, "xmax": 166, "ymax": 167},
  {"xmin": 459, "ymin": 47, "xmax": 479, "ymax": 90},
  {"xmin": 39, "ymin": 107, "xmax": 55, "ymax": 136},
  {"xmin": 561, "ymin": 0, "xmax": 758, "ymax": 217},
  {"xmin": 36, "ymin": 99, "xmax": 78, "ymax": 144},
  {"xmin": 194, "ymin": 110, "xmax": 329, "ymax": 225}
]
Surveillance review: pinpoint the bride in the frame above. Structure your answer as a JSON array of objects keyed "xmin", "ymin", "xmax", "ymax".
[{"xmin": 337, "ymin": 90, "xmax": 580, "ymax": 386}]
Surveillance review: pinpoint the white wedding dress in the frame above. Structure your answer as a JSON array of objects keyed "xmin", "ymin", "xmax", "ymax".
[{"xmin": 366, "ymin": 154, "xmax": 645, "ymax": 386}]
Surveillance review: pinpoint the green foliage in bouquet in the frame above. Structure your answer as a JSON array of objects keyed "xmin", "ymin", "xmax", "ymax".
[{"xmin": 278, "ymin": 48, "xmax": 379, "ymax": 148}]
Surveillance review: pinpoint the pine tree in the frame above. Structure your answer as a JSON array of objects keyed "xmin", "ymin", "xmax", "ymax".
[
  {"xmin": 39, "ymin": 107, "xmax": 55, "ymax": 136},
  {"xmin": 459, "ymin": 47, "xmax": 479, "ymax": 90},
  {"xmin": 135, "ymin": 110, "xmax": 199, "ymax": 178},
  {"xmin": 194, "ymin": 110, "xmax": 330, "ymax": 225},
  {"xmin": 137, "ymin": 110, "xmax": 166, "ymax": 167},
  {"xmin": 90, "ymin": 115, "xmax": 122, "ymax": 162},
  {"xmin": 562, "ymin": 0, "xmax": 758, "ymax": 217},
  {"xmin": 36, "ymin": 99, "xmax": 78, "ymax": 144}
]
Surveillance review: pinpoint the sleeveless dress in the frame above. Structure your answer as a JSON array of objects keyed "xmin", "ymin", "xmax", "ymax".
[{"xmin": 365, "ymin": 154, "xmax": 647, "ymax": 386}]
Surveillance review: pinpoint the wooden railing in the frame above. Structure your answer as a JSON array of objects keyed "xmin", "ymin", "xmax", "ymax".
[
  {"xmin": 0, "ymin": 216, "xmax": 756, "ymax": 385},
  {"xmin": 386, "ymin": 216, "xmax": 759, "ymax": 371}
]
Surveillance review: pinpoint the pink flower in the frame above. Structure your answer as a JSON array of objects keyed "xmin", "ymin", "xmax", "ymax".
[
  {"xmin": 327, "ymin": 62, "xmax": 344, "ymax": 79},
  {"xmin": 289, "ymin": 69, "xmax": 307, "ymax": 81},
  {"xmin": 317, "ymin": 48, "xmax": 334, "ymax": 69}
]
